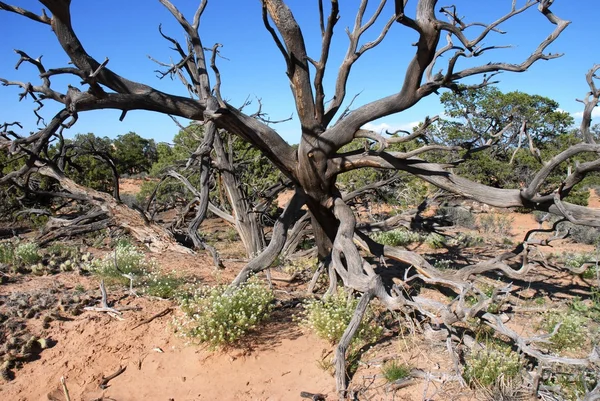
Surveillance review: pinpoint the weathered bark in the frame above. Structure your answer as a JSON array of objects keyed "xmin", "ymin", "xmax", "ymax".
[
  {"xmin": 38, "ymin": 213, "xmax": 112, "ymax": 246},
  {"xmin": 281, "ymin": 213, "xmax": 310, "ymax": 259},
  {"xmin": 229, "ymin": 190, "xmax": 304, "ymax": 287},
  {"xmin": 334, "ymin": 290, "xmax": 373, "ymax": 399},
  {"xmin": 213, "ymin": 132, "xmax": 266, "ymax": 257},
  {"xmin": 37, "ymin": 164, "xmax": 191, "ymax": 254}
]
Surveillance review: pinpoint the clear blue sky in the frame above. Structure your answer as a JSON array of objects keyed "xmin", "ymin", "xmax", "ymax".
[{"xmin": 1, "ymin": 0, "xmax": 598, "ymax": 144}]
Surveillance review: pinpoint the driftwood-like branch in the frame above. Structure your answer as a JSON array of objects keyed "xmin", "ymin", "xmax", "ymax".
[
  {"xmin": 229, "ymin": 191, "xmax": 305, "ymax": 288},
  {"xmin": 577, "ymin": 64, "xmax": 600, "ymax": 145},
  {"xmin": 483, "ymin": 313, "xmax": 600, "ymax": 367},
  {"xmin": 330, "ymin": 152, "xmax": 600, "ymax": 226},
  {"xmin": 84, "ymin": 280, "xmax": 124, "ymax": 319},
  {"xmin": 99, "ymin": 365, "xmax": 127, "ymax": 389},
  {"xmin": 60, "ymin": 376, "xmax": 71, "ymax": 401},
  {"xmin": 334, "ymin": 290, "xmax": 373, "ymax": 398}
]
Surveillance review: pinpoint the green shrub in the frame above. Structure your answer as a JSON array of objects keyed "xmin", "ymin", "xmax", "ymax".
[
  {"xmin": 14, "ymin": 242, "xmax": 41, "ymax": 266},
  {"xmin": 177, "ymin": 280, "xmax": 274, "ymax": 348},
  {"xmin": 300, "ymin": 288, "xmax": 383, "ymax": 346},
  {"xmin": 88, "ymin": 242, "xmax": 182, "ymax": 298},
  {"xmin": 570, "ymin": 292, "xmax": 600, "ymax": 323},
  {"xmin": 567, "ymin": 224, "xmax": 600, "ymax": 245},
  {"xmin": 544, "ymin": 368, "xmax": 598, "ymax": 401},
  {"xmin": 283, "ymin": 256, "xmax": 318, "ymax": 277},
  {"xmin": 439, "ymin": 205, "xmax": 477, "ymax": 229},
  {"xmin": 565, "ymin": 253, "xmax": 591, "ymax": 270},
  {"xmin": 0, "ymin": 242, "xmax": 14, "ymax": 264},
  {"xmin": 478, "ymin": 213, "xmax": 514, "ymax": 236},
  {"xmin": 561, "ymin": 252, "xmax": 597, "ymax": 278},
  {"xmin": 224, "ymin": 228, "xmax": 238, "ymax": 242},
  {"xmin": 540, "ymin": 311, "xmax": 589, "ymax": 352},
  {"xmin": 370, "ymin": 229, "xmax": 422, "ymax": 247},
  {"xmin": 381, "ymin": 360, "xmax": 411, "ymax": 383},
  {"xmin": 446, "ymin": 233, "xmax": 484, "ymax": 248},
  {"xmin": 463, "ymin": 342, "xmax": 522, "ymax": 387},
  {"xmin": 424, "ymin": 233, "xmax": 446, "ymax": 249}
]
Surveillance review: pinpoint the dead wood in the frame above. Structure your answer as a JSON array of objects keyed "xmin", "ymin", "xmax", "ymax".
[
  {"xmin": 131, "ymin": 307, "xmax": 173, "ymax": 330},
  {"xmin": 99, "ymin": 365, "xmax": 126, "ymax": 389},
  {"xmin": 60, "ymin": 376, "xmax": 71, "ymax": 401},
  {"xmin": 300, "ymin": 391, "xmax": 327, "ymax": 401}
]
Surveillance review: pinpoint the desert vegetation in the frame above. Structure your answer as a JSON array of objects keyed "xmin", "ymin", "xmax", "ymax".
[{"xmin": 1, "ymin": 1, "xmax": 600, "ymax": 400}]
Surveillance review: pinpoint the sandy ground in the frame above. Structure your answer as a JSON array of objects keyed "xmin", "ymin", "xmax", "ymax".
[{"xmin": 0, "ymin": 256, "xmax": 337, "ymax": 401}]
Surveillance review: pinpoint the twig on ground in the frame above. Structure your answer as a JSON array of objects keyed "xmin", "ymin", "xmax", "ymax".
[
  {"xmin": 131, "ymin": 307, "xmax": 173, "ymax": 330},
  {"xmin": 99, "ymin": 365, "xmax": 126, "ymax": 389},
  {"xmin": 300, "ymin": 391, "xmax": 327, "ymax": 400},
  {"xmin": 60, "ymin": 376, "xmax": 71, "ymax": 401}
]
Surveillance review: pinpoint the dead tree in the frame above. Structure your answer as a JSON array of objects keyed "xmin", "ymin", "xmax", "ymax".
[{"xmin": 2, "ymin": 1, "xmax": 600, "ymax": 398}]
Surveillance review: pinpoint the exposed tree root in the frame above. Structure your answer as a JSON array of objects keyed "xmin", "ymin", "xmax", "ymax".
[{"xmin": 334, "ymin": 290, "xmax": 373, "ymax": 399}]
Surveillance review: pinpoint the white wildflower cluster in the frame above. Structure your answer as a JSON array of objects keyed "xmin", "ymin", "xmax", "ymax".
[
  {"xmin": 463, "ymin": 342, "xmax": 522, "ymax": 387},
  {"xmin": 300, "ymin": 288, "xmax": 383, "ymax": 345},
  {"xmin": 14, "ymin": 242, "xmax": 42, "ymax": 266},
  {"xmin": 143, "ymin": 268, "xmax": 182, "ymax": 299},
  {"xmin": 176, "ymin": 281, "xmax": 274, "ymax": 348}
]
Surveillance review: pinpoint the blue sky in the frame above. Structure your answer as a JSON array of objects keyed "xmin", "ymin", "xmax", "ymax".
[{"xmin": 1, "ymin": 0, "xmax": 598, "ymax": 144}]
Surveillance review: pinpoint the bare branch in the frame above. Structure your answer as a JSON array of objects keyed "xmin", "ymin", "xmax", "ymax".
[
  {"xmin": 330, "ymin": 153, "xmax": 600, "ymax": 225},
  {"xmin": 158, "ymin": 0, "xmax": 211, "ymax": 99},
  {"xmin": 263, "ymin": 0, "xmax": 317, "ymax": 130},
  {"xmin": 387, "ymin": 115, "xmax": 439, "ymax": 144},
  {"xmin": 0, "ymin": 2, "xmax": 50, "ymax": 24},
  {"xmin": 522, "ymin": 142, "xmax": 600, "ymax": 201},
  {"xmin": 208, "ymin": 43, "xmax": 225, "ymax": 107},
  {"xmin": 577, "ymin": 64, "xmax": 600, "ymax": 144},
  {"xmin": 323, "ymin": 0, "xmax": 394, "ymax": 126},
  {"xmin": 313, "ymin": 0, "xmax": 339, "ymax": 122}
]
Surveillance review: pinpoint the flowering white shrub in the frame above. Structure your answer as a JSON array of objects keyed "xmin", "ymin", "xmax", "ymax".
[
  {"xmin": 0, "ymin": 241, "xmax": 15, "ymax": 264},
  {"xmin": 463, "ymin": 342, "xmax": 522, "ymax": 387},
  {"xmin": 14, "ymin": 242, "xmax": 41, "ymax": 266},
  {"xmin": 300, "ymin": 288, "xmax": 383, "ymax": 345},
  {"xmin": 88, "ymin": 241, "xmax": 148, "ymax": 276},
  {"xmin": 176, "ymin": 281, "xmax": 274, "ymax": 348}
]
